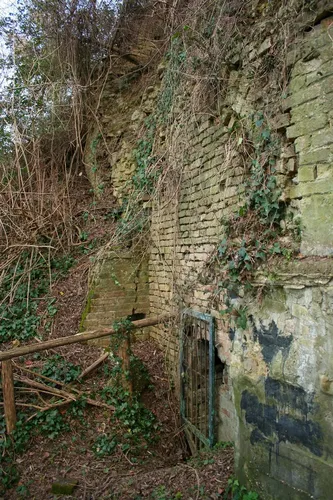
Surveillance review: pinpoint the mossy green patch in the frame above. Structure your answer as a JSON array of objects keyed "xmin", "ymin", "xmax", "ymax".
[{"xmin": 79, "ymin": 287, "xmax": 95, "ymax": 331}]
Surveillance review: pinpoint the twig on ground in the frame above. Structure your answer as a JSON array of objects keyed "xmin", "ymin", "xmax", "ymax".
[
  {"xmin": 78, "ymin": 352, "xmax": 109, "ymax": 379},
  {"xmin": 181, "ymin": 463, "xmax": 201, "ymax": 500}
]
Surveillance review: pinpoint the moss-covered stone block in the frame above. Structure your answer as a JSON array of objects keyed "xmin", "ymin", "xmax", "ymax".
[
  {"xmin": 300, "ymin": 145, "xmax": 333, "ymax": 166},
  {"xmin": 289, "ymin": 178, "xmax": 333, "ymax": 198},
  {"xmin": 79, "ymin": 288, "xmax": 95, "ymax": 331},
  {"xmin": 51, "ymin": 478, "xmax": 78, "ymax": 495},
  {"xmin": 298, "ymin": 165, "xmax": 315, "ymax": 182}
]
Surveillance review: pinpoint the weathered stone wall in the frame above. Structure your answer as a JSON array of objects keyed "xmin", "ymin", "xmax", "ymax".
[
  {"xmin": 148, "ymin": 6, "xmax": 333, "ymax": 500},
  {"xmin": 285, "ymin": 20, "xmax": 333, "ymax": 255},
  {"xmin": 233, "ymin": 260, "xmax": 333, "ymax": 499},
  {"xmin": 84, "ymin": 1, "xmax": 333, "ymax": 498},
  {"xmin": 83, "ymin": 36, "xmax": 161, "ymax": 200},
  {"xmin": 231, "ymin": 19, "xmax": 333, "ymax": 498}
]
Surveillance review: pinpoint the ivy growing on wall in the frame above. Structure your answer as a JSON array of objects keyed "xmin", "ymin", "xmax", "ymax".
[
  {"xmin": 132, "ymin": 36, "xmax": 187, "ymax": 196},
  {"xmin": 211, "ymin": 113, "xmax": 293, "ymax": 329}
]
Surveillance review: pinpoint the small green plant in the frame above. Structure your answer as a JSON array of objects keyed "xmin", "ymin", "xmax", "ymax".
[
  {"xmin": 100, "ymin": 384, "xmax": 159, "ymax": 445},
  {"xmin": 16, "ymin": 482, "xmax": 31, "ymax": 498},
  {"xmin": 110, "ymin": 272, "xmax": 121, "ymax": 287},
  {"xmin": 79, "ymin": 231, "xmax": 88, "ymax": 242},
  {"xmin": 36, "ymin": 409, "xmax": 69, "ymax": 439},
  {"xmin": 157, "ymin": 36, "xmax": 187, "ymax": 123},
  {"xmin": 67, "ymin": 396, "xmax": 87, "ymax": 423},
  {"xmin": 93, "ymin": 434, "xmax": 118, "ymax": 457},
  {"xmin": 214, "ymin": 441, "xmax": 233, "ymax": 450},
  {"xmin": 96, "ymin": 331, "xmax": 159, "ymax": 458},
  {"xmin": 223, "ymin": 478, "xmax": 259, "ymax": 500},
  {"xmin": 151, "ymin": 485, "xmax": 183, "ymax": 500},
  {"xmin": 0, "ymin": 407, "xmax": 70, "ymax": 493},
  {"xmin": 50, "ymin": 255, "xmax": 75, "ymax": 276},
  {"xmin": 80, "ymin": 237, "xmax": 100, "ymax": 255},
  {"xmin": 130, "ymin": 35, "xmax": 187, "ymax": 205},
  {"xmin": 220, "ymin": 301, "xmax": 248, "ymax": 331},
  {"xmin": 103, "ymin": 205, "xmax": 124, "ymax": 221},
  {"xmin": 46, "ymin": 298, "xmax": 58, "ymax": 317},
  {"xmin": 132, "ymin": 115, "xmax": 159, "ymax": 195},
  {"xmin": 82, "ymin": 211, "xmax": 89, "ymax": 222},
  {"xmin": 39, "ymin": 354, "xmax": 81, "ymax": 384},
  {"xmin": 0, "ymin": 252, "xmax": 75, "ymax": 343},
  {"xmin": 91, "ymin": 380, "xmax": 158, "ymax": 458}
]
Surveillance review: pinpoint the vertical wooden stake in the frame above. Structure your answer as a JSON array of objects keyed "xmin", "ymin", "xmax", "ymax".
[
  {"xmin": 2, "ymin": 360, "xmax": 17, "ymax": 433},
  {"xmin": 119, "ymin": 332, "xmax": 133, "ymax": 396}
]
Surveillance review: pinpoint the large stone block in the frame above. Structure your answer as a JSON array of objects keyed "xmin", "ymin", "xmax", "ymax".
[
  {"xmin": 300, "ymin": 193, "xmax": 333, "ymax": 255},
  {"xmin": 298, "ymin": 165, "xmax": 316, "ymax": 182},
  {"xmin": 289, "ymin": 76, "xmax": 333, "ymax": 108},
  {"xmin": 299, "ymin": 145, "xmax": 333, "ymax": 165},
  {"xmin": 311, "ymin": 127, "xmax": 333, "ymax": 148},
  {"xmin": 289, "ymin": 178, "xmax": 333, "ymax": 197},
  {"xmin": 286, "ymin": 113, "xmax": 327, "ymax": 138}
]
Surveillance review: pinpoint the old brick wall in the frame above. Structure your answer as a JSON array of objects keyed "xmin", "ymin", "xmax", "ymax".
[
  {"xmin": 149, "ymin": 114, "xmax": 245, "ymax": 440},
  {"xmin": 82, "ymin": 249, "xmax": 149, "ymax": 347},
  {"xmin": 148, "ymin": 6, "xmax": 333, "ymax": 500},
  {"xmin": 82, "ymin": 1, "xmax": 333, "ymax": 498}
]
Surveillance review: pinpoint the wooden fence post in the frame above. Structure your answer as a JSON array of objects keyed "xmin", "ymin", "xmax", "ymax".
[
  {"xmin": 2, "ymin": 360, "xmax": 17, "ymax": 433},
  {"xmin": 119, "ymin": 332, "xmax": 133, "ymax": 395}
]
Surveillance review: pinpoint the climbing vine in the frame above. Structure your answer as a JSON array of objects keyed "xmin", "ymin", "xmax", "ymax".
[
  {"xmin": 131, "ymin": 36, "xmax": 187, "ymax": 196},
  {"xmin": 209, "ymin": 114, "xmax": 294, "ymax": 328}
]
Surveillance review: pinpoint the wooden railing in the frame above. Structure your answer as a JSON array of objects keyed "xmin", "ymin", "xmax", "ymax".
[{"xmin": 0, "ymin": 315, "xmax": 172, "ymax": 434}]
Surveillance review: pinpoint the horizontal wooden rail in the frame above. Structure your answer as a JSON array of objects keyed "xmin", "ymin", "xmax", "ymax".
[{"xmin": 0, "ymin": 315, "xmax": 173, "ymax": 361}]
